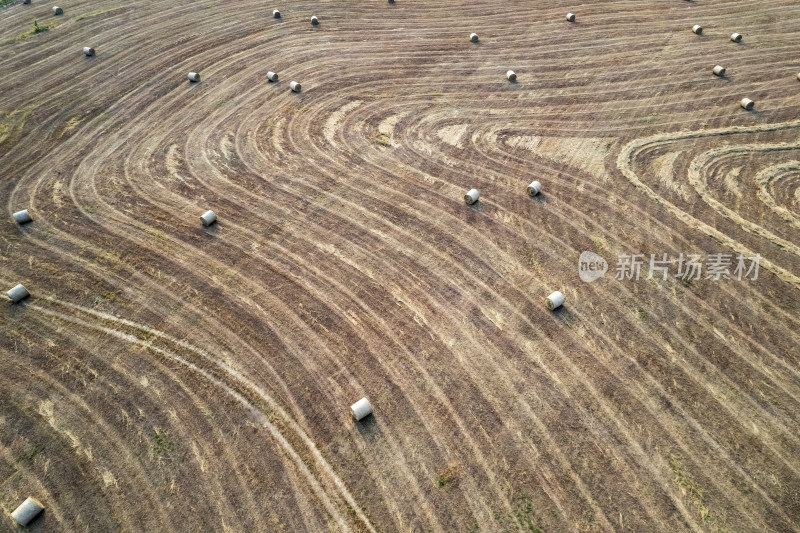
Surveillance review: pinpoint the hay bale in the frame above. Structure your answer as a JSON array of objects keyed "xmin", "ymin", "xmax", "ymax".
[
  {"xmin": 351, "ymin": 398, "xmax": 372, "ymax": 421},
  {"xmin": 464, "ymin": 188, "xmax": 479, "ymax": 205},
  {"xmin": 22, "ymin": 0, "xmax": 30, "ymax": 4},
  {"xmin": 311, "ymin": 15, "xmax": 319, "ymax": 25},
  {"xmin": 13, "ymin": 209, "xmax": 32, "ymax": 224},
  {"xmin": 566, "ymin": 13, "xmax": 575, "ymax": 22},
  {"xmin": 83, "ymin": 46, "xmax": 95, "ymax": 57},
  {"xmin": 201, "ymin": 210, "xmax": 217, "ymax": 226},
  {"xmin": 470, "ymin": 33, "xmax": 479, "ymax": 42},
  {"xmin": 740, "ymin": 98, "xmax": 754, "ymax": 110},
  {"xmin": 527, "ymin": 181, "xmax": 542, "ymax": 196},
  {"xmin": 546, "ymin": 291, "xmax": 565, "ymax": 310},
  {"xmin": 507, "ymin": 70, "xmax": 517, "ymax": 82},
  {"xmin": 188, "ymin": 72, "xmax": 200, "ymax": 82},
  {"xmin": 731, "ymin": 33, "xmax": 742, "ymax": 42},
  {"xmin": 692, "ymin": 25, "xmax": 703, "ymax": 35},
  {"xmin": 52, "ymin": 6, "xmax": 62, "ymax": 15},
  {"xmin": 7, "ymin": 284, "xmax": 30, "ymax": 303},
  {"xmin": 10, "ymin": 497, "xmax": 44, "ymax": 526},
  {"xmin": 713, "ymin": 65, "xmax": 726, "ymax": 76},
  {"xmin": 290, "ymin": 81, "xmax": 301, "ymax": 92},
  {"xmin": 267, "ymin": 71, "xmax": 278, "ymax": 82},
  {"xmin": 273, "ymin": 9, "xmax": 280, "ymax": 18}
]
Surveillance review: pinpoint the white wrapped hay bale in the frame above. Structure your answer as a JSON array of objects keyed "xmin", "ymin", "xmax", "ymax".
[
  {"xmin": 712, "ymin": 65, "xmax": 726, "ymax": 76},
  {"xmin": 546, "ymin": 291, "xmax": 565, "ymax": 310},
  {"xmin": 52, "ymin": 6, "xmax": 62, "ymax": 15},
  {"xmin": 311, "ymin": 15, "xmax": 319, "ymax": 25},
  {"xmin": 267, "ymin": 71, "xmax": 278, "ymax": 82},
  {"xmin": 188, "ymin": 72, "xmax": 200, "ymax": 82},
  {"xmin": 11, "ymin": 497, "xmax": 44, "ymax": 526},
  {"xmin": 290, "ymin": 81, "xmax": 301, "ymax": 92},
  {"xmin": 13, "ymin": 209, "xmax": 32, "ymax": 224},
  {"xmin": 201, "ymin": 210, "xmax": 217, "ymax": 226},
  {"xmin": 692, "ymin": 25, "xmax": 703, "ymax": 35},
  {"xmin": 566, "ymin": 13, "xmax": 575, "ymax": 22},
  {"xmin": 7, "ymin": 284, "xmax": 30, "ymax": 303},
  {"xmin": 351, "ymin": 398, "xmax": 373, "ymax": 421},
  {"xmin": 470, "ymin": 33, "xmax": 479, "ymax": 43},
  {"xmin": 83, "ymin": 46, "xmax": 95, "ymax": 57},
  {"xmin": 506, "ymin": 70, "xmax": 517, "ymax": 82},
  {"xmin": 527, "ymin": 181, "xmax": 542, "ymax": 196},
  {"xmin": 464, "ymin": 189, "xmax": 479, "ymax": 205},
  {"xmin": 740, "ymin": 98, "xmax": 754, "ymax": 110},
  {"xmin": 730, "ymin": 33, "xmax": 742, "ymax": 42},
  {"xmin": 273, "ymin": 9, "xmax": 280, "ymax": 18}
]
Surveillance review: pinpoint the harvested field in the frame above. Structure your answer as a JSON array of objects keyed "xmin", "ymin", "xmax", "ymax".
[{"xmin": 1, "ymin": 0, "xmax": 799, "ymax": 531}]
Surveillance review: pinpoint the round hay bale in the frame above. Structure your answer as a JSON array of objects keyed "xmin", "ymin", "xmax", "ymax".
[
  {"xmin": 290, "ymin": 81, "xmax": 301, "ymax": 92},
  {"xmin": 351, "ymin": 398, "xmax": 373, "ymax": 421},
  {"xmin": 188, "ymin": 72, "xmax": 200, "ymax": 82},
  {"xmin": 273, "ymin": 9, "xmax": 280, "ymax": 18},
  {"xmin": 311, "ymin": 15, "xmax": 319, "ymax": 25},
  {"xmin": 267, "ymin": 71, "xmax": 278, "ymax": 82},
  {"xmin": 546, "ymin": 291, "xmax": 565, "ymax": 311},
  {"xmin": 527, "ymin": 181, "xmax": 542, "ymax": 196},
  {"xmin": 52, "ymin": 5, "xmax": 62, "ymax": 15},
  {"xmin": 83, "ymin": 47, "xmax": 95, "ymax": 57},
  {"xmin": 507, "ymin": 70, "xmax": 517, "ymax": 82},
  {"xmin": 740, "ymin": 98, "xmax": 754, "ymax": 110},
  {"xmin": 692, "ymin": 25, "xmax": 703, "ymax": 35},
  {"xmin": 201, "ymin": 210, "xmax": 217, "ymax": 226},
  {"xmin": 470, "ymin": 33, "xmax": 479, "ymax": 43},
  {"xmin": 22, "ymin": 0, "xmax": 31, "ymax": 4},
  {"xmin": 713, "ymin": 65, "xmax": 726, "ymax": 76},
  {"xmin": 464, "ymin": 188, "xmax": 479, "ymax": 205},
  {"xmin": 566, "ymin": 13, "xmax": 575, "ymax": 22},
  {"xmin": 7, "ymin": 284, "xmax": 30, "ymax": 303},
  {"xmin": 13, "ymin": 209, "xmax": 32, "ymax": 224},
  {"xmin": 10, "ymin": 497, "xmax": 44, "ymax": 526},
  {"xmin": 796, "ymin": 72, "xmax": 800, "ymax": 81},
  {"xmin": 731, "ymin": 33, "xmax": 742, "ymax": 42}
]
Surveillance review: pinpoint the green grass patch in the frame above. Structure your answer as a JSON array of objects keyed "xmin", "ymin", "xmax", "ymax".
[
  {"xmin": 17, "ymin": 19, "xmax": 58, "ymax": 40},
  {"xmin": 435, "ymin": 463, "xmax": 460, "ymax": 490},
  {"xmin": 0, "ymin": 107, "xmax": 32, "ymax": 146},
  {"xmin": 0, "ymin": 0, "xmax": 19, "ymax": 7},
  {"xmin": 151, "ymin": 430, "xmax": 175, "ymax": 455},
  {"xmin": 75, "ymin": 5, "xmax": 128, "ymax": 22},
  {"xmin": 16, "ymin": 443, "xmax": 45, "ymax": 467},
  {"xmin": 372, "ymin": 131, "xmax": 391, "ymax": 146},
  {"xmin": 670, "ymin": 453, "xmax": 730, "ymax": 532}
]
